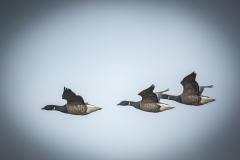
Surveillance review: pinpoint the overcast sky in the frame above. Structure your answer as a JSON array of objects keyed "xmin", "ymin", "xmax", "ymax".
[{"xmin": 1, "ymin": 1, "xmax": 240, "ymax": 160}]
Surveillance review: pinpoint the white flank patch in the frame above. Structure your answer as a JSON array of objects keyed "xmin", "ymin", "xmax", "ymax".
[
  {"xmin": 158, "ymin": 103, "xmax": 174, "ymax": 111},
  {"xmin": 86, "ymin": 104, "xmax": 102, "ymax": 114},
  {"xmin": 200, "ymin": 96, "xmax": 215, "ymax": 104},
  {"xmin": 86, "ymin": 104, "xmax": 95, "ymax": 108}
]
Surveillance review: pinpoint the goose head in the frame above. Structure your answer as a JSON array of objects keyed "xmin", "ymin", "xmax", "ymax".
[
  {"xmin": 117, "ymin": 101, "xmax": 131, "ymax": 106},
  {"xmin": 42, "ymin": 105, "xmax": 56, "ymax": 110}
]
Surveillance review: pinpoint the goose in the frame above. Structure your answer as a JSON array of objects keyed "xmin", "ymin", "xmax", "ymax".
[
  {"xmin": 42, "ymin": 87, "xmax": 102, "ymax": 115},
  {"xmin": 118, "ymin": 84, "xmax": 174, "ymax": 112},
  {"xmin": 161, "ymin": 72, "xmax": 215, "ymax": 105}
]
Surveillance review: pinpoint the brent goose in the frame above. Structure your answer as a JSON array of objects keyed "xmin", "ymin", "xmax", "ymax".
[
  {"xmin": 161, "ymin": 72, "xmax": 215, "ymax": 105},
  {"xmin": 42, "ymin": 87, "xmax": 102, "ymax": 115},
  {"xmin": 118, "ymin": 84, "xmax": 174, "ymax": 112}
]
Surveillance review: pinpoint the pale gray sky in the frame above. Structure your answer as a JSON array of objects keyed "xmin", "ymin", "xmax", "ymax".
[{"xmin": 1, "ymin": 1, "xmax": 240, "ymax": 160}]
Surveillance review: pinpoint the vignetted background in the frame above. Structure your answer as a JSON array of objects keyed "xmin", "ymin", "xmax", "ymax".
[{"xmin": 1, "ymin": 1, "xmax": 240, "ymax": 160}]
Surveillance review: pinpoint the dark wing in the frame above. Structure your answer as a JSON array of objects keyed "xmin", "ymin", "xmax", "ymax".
[
  {"xmin": 62, "ymin": 87, "xmax": 76, "ymax": 98},
  {"xmin": 180, "ymin": 72, "xmax": 199, "ymax": 96},
  {"xmin": 138, "ymin": 84, "xmax": 159, "ymax": 103},
  {"xmin": 62, "ymin": 87, "xmax": 85, "ymax": 104},
  {"xmin": 67, "ymin": 95, "xmax": 85, "ymax": 104}
]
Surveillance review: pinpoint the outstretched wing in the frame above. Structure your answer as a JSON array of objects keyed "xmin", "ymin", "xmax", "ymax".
[
  {"xmin": 138, "ymin": 84, "xmax": 158, "ymax": 103},
  {"xmin": 62, "ymin": 87, "xmax": 85, "ymax": 104},
  {"xmin": 181, "ymin": 72, "xmax": 199, "ymax": 96},
  {"xmin": 155, "ymin": 88, "xmax": 169, "ymax": 101}
]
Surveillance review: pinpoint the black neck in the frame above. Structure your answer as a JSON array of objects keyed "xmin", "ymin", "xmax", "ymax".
[
  {"xmin": 54, "ymin": 105, "xmax": 68, "ymax": 113},
  {"xmin": 128, "ymin": 101, "xmax": 140, "ymax": 109},
  {"xmin": 162, "ymin": 94, "xmax": 182, "ymax": 103}
]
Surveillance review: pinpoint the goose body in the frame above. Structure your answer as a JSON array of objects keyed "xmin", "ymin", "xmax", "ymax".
[
  {"xmin": 162, "ymin": 72, "xmax": 215, "ymax": 106},
  {"xmin": 42, "ymin": 87, "xmax": 101, "ymax": 115},
  {"xmin": 181, "ymin": 95, "xmax": 201, "ymax": 105},
  {"xmin": 65, "ymin": 103, "xmax": 101, "ymax": 115},
  {"xmin": 118, "ymin": 84, "xmax": 174, "ymax": 113},
  {"xmin": 139, "ymin": 102, "xmax": 172, "ymax": 113}
]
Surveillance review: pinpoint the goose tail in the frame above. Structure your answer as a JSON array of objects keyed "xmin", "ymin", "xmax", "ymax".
[
  {"xmin": 86, "ymin": 104, "xmax": 102, "ymax": 114},
  {"xmin": 158, "ymin": 103, "xmax": 174, "ymax": 112}
]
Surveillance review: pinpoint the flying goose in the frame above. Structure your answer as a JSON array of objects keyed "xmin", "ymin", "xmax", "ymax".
[
  {"xmin": 118, "ymin": 84, "xmax": 174, "ymax": 112},
  {"xmin": 42, "ymin": 87, "xmax": 102, "ymax": 115},
  {"xmin": 161, "ymin": 72, "xmax": 215, "ymax": 105}
]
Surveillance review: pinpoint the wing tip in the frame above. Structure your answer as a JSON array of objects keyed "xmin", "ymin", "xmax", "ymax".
[
  {"xmin": 138, "ymin": 84, "xmax": 156, "ymax": 95},
  {"xmin": 64, "ymin": 86, "xmax": 71, "ymax": 91},
  {"xmin": 150, "ymin": 84, "xmax": 155, "ymax": 89}
]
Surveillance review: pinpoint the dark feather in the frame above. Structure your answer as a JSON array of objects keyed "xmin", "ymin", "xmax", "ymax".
[
  {"xmin": 62, "ymin": 87, "xmax": 85, "ymax": 104},
  {"xmin": 138, "ymin": 84, "xmax": 158, "ymax": 103},
  {"xmin": 181, "ymin": 72, "xmax": 199, "ymax": 96}
]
